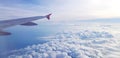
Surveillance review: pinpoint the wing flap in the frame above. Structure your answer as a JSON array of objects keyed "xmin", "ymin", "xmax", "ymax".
[
  {"xmin": 21, "ymin": 22, "xmax": 37, "ymax": 26},
  {"xmin": 0, "ymin": 31, "xmax": 11, "ymax": 35}
]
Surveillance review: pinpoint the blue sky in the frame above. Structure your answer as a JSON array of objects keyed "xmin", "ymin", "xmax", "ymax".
[{"xmin": 0, "ymin": 0, "xmax": 120, "ymax": 22}]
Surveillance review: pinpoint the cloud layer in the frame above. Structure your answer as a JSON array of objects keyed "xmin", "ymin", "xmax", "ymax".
[{"xmin": 8, "ymin": 23, "xmax": 120, "ymax": 58}]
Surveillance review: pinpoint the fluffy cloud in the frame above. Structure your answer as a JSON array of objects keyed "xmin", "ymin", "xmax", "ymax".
[{"xmin": 8, "ymin": 25, "xmax": 120, "ymax": 58}]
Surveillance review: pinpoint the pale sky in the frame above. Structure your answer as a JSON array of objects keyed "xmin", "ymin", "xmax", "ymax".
[{"xmin": 0, "ymin": 0, "xmax": 120, "ymax": 21}]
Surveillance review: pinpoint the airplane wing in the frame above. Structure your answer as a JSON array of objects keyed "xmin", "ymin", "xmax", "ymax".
[{"xmin": 0, "ymin": 14, "xmax": 51, "ymax": 35}]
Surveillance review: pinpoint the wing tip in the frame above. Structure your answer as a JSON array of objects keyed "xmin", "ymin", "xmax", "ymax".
[{"xmin": 46, "ymin": 13, "xmax": 52, "ymax": 20}]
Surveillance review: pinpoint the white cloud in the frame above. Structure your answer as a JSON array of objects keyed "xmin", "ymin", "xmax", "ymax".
[{"xmin": 8, "ymin": 24, "xmax": 120, "ymax": 58}]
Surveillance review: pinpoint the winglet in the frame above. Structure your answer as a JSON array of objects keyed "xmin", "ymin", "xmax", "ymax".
[{"xmin": 46, "ymin": 14, "xmax": 52, "ymax": 20}]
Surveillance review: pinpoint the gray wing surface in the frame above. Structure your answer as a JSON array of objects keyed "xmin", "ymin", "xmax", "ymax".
[{"xmin": 0, "ymin": 16, "xmax": 45, "ymax": 29}]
